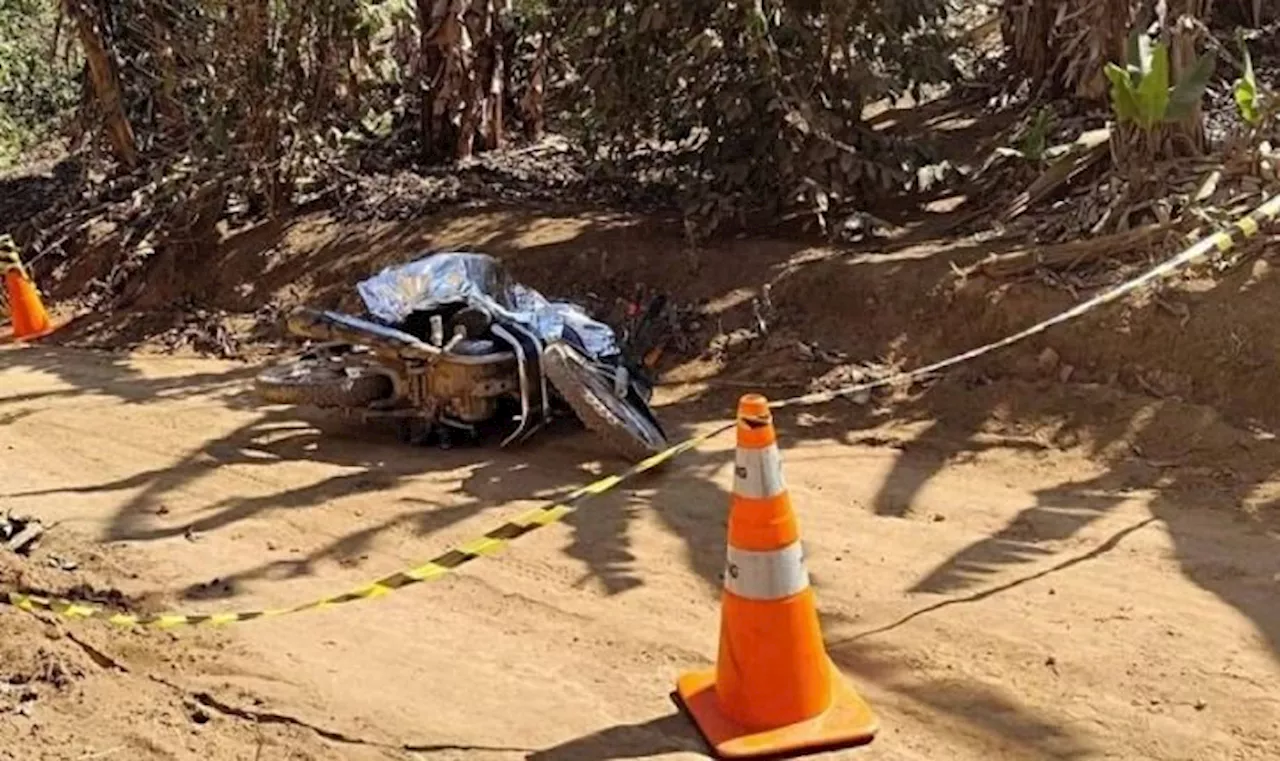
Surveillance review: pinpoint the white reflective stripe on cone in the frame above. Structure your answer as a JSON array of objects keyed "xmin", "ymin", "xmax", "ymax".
[
  {"xmin": 733, "ymin": 444, "xmax": 786, "ymax": 499},
  {"xmin": 723, "ymin": 541, "xmax": 809, "ymax": 600}
]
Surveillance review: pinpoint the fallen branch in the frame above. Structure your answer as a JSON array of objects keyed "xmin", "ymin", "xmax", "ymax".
[
  {"xmin": 1001, "ymin": 128, "xmax": 1113, "ymax": 223},
  {"xmin": 975, "ymin": 221, "xmax": 1175, "ymax": 278}
]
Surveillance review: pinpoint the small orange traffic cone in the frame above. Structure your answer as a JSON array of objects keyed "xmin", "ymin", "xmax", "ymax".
[
  {"xmin": 1, "ymin": 244, "xmax": 53, "ymax": 341},
  {"xmin": 676, "ymin": 394, "xmax": 877, "ymax": 759}
]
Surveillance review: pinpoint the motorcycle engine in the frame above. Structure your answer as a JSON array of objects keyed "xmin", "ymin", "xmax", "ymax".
[
  {"xmin": 401, "ymin": 307, "xmax": 516, "ymax": 424},
  {"xmin": 448, "ymin": 394, "xmax": 498, "ymax": 423},
  {"xmin": 405, "ymin": 355, "xmax": 515, "ymax": 423}
]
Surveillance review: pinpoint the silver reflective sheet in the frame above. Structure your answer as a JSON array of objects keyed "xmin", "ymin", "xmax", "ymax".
[{"xmin": 355, "ymin": 252, "xmax": 619, "ymax": 358}]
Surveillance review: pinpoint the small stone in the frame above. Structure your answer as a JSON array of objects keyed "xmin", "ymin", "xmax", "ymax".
[
  {"xmin": 1194, "ymin": 699, "xmax": 1207, "ymax": 711},
  {"xmin": 47, "ymin": 555, "xmax": 78, "ymax": 572},
  {"xmin": 1036, "ymin": 347, "xmax": 1061, "ymax": 375},
  {"xmin": 931, "ymin": 514, "xmax": 946, "ymax": 522}
]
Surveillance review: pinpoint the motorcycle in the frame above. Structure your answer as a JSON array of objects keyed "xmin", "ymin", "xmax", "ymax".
[{"xmin": 253, "ymin": 252, "xmax": 669, "ymax": 462}]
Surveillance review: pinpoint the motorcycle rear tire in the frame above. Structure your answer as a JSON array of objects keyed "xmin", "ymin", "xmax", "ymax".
[
  {"xmin": 542, "ymin": 343, "xmax": 668, "ymax": 463},
  {"xmin": 254, "ymin": 359, "xmax": 392, "ymax": 408}
]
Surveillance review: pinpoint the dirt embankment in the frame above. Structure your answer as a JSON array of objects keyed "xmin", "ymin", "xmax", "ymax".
[{"xmin": 29, "ymin": 201, "xmax": 1280, "ymax": 435}]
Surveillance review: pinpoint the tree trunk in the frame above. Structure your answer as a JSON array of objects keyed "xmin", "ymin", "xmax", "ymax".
[
  {"xmin": 63, "ymin": 0, "xmax": 138, "ymax": 167},
  {"xmin": 420, "ymin": 0, "xmax": 473, "ymax": 161},
  {"xmin": 520, "ymin": 32, "xmax": 547, "ymax": 141},
  {"xmin": 232, "ymin": 0, "xmax": 289, "ymax": 214},
  {"xmin": 479, "ymin": 0, "xmax": 511, "ymax": 152},
  {"xmin": 418, "ymin": 0, "xmax": 513, "ymax": 161},
  {"xmin": 1002, "ymin": 0, "xmax": 1134, "ymax": 100}
]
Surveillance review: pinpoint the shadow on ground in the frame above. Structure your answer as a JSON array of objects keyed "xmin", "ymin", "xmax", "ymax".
[
  {"xmin": 6, "ymin": 339, "xmax": 1279, "ymax": 760},
  {"xmin": 527, "ymin": 712, "xmax": 705, "ymax": 761}
]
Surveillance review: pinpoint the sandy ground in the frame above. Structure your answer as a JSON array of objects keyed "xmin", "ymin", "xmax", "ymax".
[{"xmin": 1, "ymin": 344, "xmax": 1278, "ymax": 761}]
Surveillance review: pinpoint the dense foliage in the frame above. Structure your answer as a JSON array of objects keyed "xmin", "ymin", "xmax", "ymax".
[
  {"xmin": 0, "ymin": 0, "xmax": 78, "ymax": 167},
  {"xmin": 7, "ymin": 0, "xmax": 961, "ymax": 235},
  {"xmin": 0, "ymin": 0, "xmax": 1274, "ymax": 246},
  {"xmin": 59, "ymin": 0, "xmax": 535, "ymax": 208},
  {"xmin": 551, "ymin": 0, "xmax": 956, "ymax": 234}
]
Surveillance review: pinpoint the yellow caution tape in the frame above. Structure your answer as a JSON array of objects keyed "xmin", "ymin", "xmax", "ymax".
[
  {"xmin": 5, "ymin": 193, "xmax": 1279, "ymax": 629},
  {"xmin": 5, "ymin": 428, "xmax": 727, "ymax": 627}
]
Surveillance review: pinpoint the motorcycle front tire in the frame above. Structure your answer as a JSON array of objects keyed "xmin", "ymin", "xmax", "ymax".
[
  {"xmin": 254, "ymin": 358, "xmax": 393, "ymax": 408},
  {"xmin": 542, "ymin": 343, "xmax": 668, "ymax": 463}
]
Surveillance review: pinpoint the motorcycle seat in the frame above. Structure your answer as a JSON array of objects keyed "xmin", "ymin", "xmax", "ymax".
[
  {"xmin": 316, "ymin": 309, "xmax": 435, "ymax": 351},
  {"xmin": 301, "ymin": 309, "xmax": 516, "ymax": 364}
]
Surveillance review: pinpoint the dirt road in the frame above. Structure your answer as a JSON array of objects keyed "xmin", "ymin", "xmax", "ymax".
[{"xmin": 1, "ymin": 343, "xmax": 1278, "ymax": 761}]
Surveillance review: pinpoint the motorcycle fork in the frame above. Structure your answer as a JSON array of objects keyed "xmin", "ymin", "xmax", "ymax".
[{"xmin": 491, "ymin": 323, "xmax": 550, "ymax": 448}]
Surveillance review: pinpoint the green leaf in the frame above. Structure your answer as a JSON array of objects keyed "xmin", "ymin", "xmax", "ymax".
[
  {"xmin": 1020, "ymin": 106, "xmax": 1054, "ymax": 161},
  {"xmin": 1136, "ymin": 41, "xmax": 1170, "ymax": 128},
  {"xmin": 1235, "ymin": 81, "xmax": 1261, "ymax": 126},
  {"xmin": 1234, "ymin": 40, "xmax": 1262, "ymax": 126},
  {"xmin": 1105, "ymin": 63, "xmax": 1141, "ymax": 123},
  {"xmin": 1166, "ymin": 52, "xmax": 1216, "ymax": 123}
]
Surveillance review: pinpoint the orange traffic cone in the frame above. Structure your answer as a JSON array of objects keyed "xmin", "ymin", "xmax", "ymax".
[
  {"xmin": 676, "ymin": 394, "xmax": 877, "ymax": 759},
  {"xmin": 2, "ymin": 246, "xmax": 53, "ymax": 341}
]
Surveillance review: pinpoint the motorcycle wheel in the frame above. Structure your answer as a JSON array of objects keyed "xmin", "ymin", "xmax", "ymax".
[
  {"xmin": 254, "ymin": 357, "xmax": 393, "ymax": 408},
  {"xmin": 542, "ymin": 343, "xmax": 668, "ymax": 463}
]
